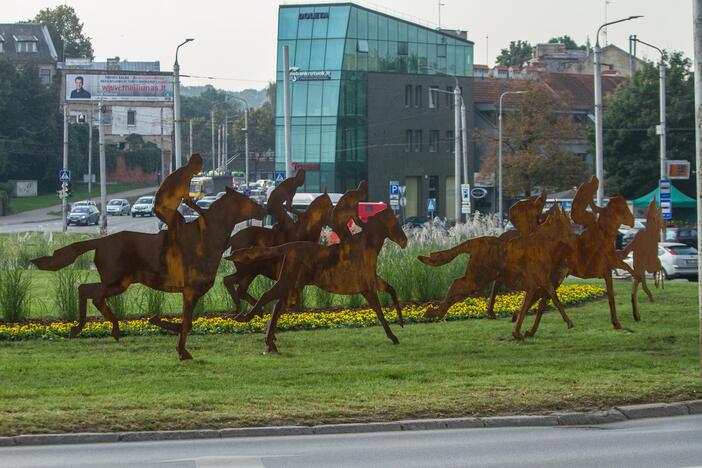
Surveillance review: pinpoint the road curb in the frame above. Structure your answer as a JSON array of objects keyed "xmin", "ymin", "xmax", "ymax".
[{"xmin": 2, "ymin": 400, "xmax": 700, "ymax": 447}]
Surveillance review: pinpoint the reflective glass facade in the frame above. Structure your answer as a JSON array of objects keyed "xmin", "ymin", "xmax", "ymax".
[{"xmin": 275, "ymin": 3, "xmax": 474, "ymax": 192}]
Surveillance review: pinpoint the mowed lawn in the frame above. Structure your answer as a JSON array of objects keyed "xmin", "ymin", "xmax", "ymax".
[{"xmin": 0, "ymin": 280, "xmax": 700, "ymax": 436}]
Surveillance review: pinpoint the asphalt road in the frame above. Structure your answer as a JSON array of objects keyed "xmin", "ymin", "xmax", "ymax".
[{"xmin": 2, "ymin": 415, "xmax": 701, "ymax": 468}]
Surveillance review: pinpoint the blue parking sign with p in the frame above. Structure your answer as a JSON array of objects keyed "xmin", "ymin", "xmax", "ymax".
[{"xmin": 389, "ymin": 180, "xmax": 400, "ymax": 196}]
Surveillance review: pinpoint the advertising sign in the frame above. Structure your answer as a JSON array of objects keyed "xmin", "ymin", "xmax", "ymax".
[
  {"xmin": 65, "ymin": 73, "xmax": 173, "ymax": 102},
  {"xmin": 666, "ymin": 160, "xmax": 691, "ymax": 180}
]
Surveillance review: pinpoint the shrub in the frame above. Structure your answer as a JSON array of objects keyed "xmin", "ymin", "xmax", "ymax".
[
  {"xmin": 53, "ymin": 268, "xmax": 87, "ymax": 321},
  {"xmin": 106, "ymin": 293, "xmax": 128, "ymax": 320},
  {"xmin": 140, "ymin": 287, "xmax": 166, "ymax": 317},
  {"xmin": 0, "ymin": 261, "xmax": 32, "ymax": 322}
]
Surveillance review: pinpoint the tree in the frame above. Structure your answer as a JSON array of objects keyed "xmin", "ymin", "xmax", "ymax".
[
  {"xmin": 597, "ymin": 51, "xmax": 694, "ymax": 198},
  {"xmin": 495, "ymin": 40, "xmax": 533, "ymax": 67},
  {"xmin": 33, "ymin": 5, "xmax": 93, "ymax": 59},
  {"xmin": 480, "ymin": 82, "xmax": 590, "ymax": 197},
  {"xmin": 548, "ymin": 35, "xmax": 586, "ymax": 50}
]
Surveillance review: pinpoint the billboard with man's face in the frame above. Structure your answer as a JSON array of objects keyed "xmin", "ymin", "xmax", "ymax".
[{"xmin": 65, "ymin": 73, "xmax": 173, "ymax": 102}]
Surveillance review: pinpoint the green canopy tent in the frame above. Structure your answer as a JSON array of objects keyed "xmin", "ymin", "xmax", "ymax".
[{"xmin": 632, "ymin": 185, "xmax": 697, "ymax": 222}]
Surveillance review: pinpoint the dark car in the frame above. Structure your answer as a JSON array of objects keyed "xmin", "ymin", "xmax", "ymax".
[
  {"xmin": 67, "ymin": 206, "xmax": 100, "ymax": 226},
  {"xmin": 664, "ymin": 227, "xmax": 697, "ymax": 248},
  {"xmin": 403, "ymin": 216, "xmax": 431, "ymax": 229}
]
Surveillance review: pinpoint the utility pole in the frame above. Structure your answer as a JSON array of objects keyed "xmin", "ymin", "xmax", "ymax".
[
  {"xmin": 691, "ymin": 0, "xmax": 702, "ymax": 378},
  {"xmin": 224, "ymin": 115, "xmax": 228, "ymax": 172},
  {"xmin": 438, "ymin": 1, "xmax": 445, "ymax": 28},
  {"xmin": 594, "ymin": 15, "xmax": 643, "ymax": 205},
  {"xmin": 283, "ymin": 45, "xmax": 293, "ymax": 177},
  {"xmin": 498, "ymin": 91, "xmax": 526, "ymax": 228},
  {"xmin": 160, "ymin": 107, "xmax": 165, "ymax": 182},
  {"xmin": 98, "ymin": 101, "xmax": 107, "ymax": 236},
  {"xmin": 461, "ymin": 99, "xmax": 470, "ymax": 222},
  {"xmin": 217, "ymin": 126, "xmax": 221, "ymax": 172},
  {"xmin": 173, "ymin": 38, "xmax": 194, "ymax": 170},
  {"xmin": 211, "ymin": 109, "xmax": 216, "ymax": 172},
  {"xmin": 189, "ymin": 118, "xmax": 193, "ymax": 159},
  {"xmin": 244, "ymin": 106, "xmax": 249, "ymax": 186},
  {"xmin": 454, "ymin": 86, "xmax": 461, "ymax": 224},
  {"xmin": 62, "ymin": 105, "xmax": 69, "ymax": 233},
  {"xmin": 88, "ymin": 109, "xmax": 93, "ymax": 197}
]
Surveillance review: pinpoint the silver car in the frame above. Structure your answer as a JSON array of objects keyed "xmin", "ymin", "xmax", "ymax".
[
  {"xmin": 619, "ymin": 242, "xmax": 698, "ymax": 281},
  {"xmin": 106, "ymin": 198, "xmax": 130, "ymax": 216}
]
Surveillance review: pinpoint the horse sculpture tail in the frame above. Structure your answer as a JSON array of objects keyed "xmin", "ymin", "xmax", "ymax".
[
  {"xmin": 229, "ymin": 244, "xmax": 288, "ymax": 264},
  {"xmin": 418, "ymin": 238, "xmax": 486, "ymax": 267},
  {"xmin": 31, "ymin": 238, "xmax": 101, "ymax": 271}
]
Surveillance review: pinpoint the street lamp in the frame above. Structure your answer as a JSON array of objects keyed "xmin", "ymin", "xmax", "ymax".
[
  {"xmin": 594, "ymin": 15, "xmax": 642, "ymax": 204},
  {"xmin": 632, "ymin": 37, "xmax": 667, "ymax": 240},
  {"xmin": 229, "ymin": 96, "xmax": 250, "ymax": 187},
  {"xmin": 498, "ymin": 90, "xmax": 526, "ymax": 228},
  {"xmin": 173, "ymin": 38, "xmax": 194, "ymax": 170}
]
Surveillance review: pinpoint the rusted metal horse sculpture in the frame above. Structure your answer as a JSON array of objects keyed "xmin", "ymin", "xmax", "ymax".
[
  {"xmin": 266, "ymin": 169, "xmax": 305, "ymax": 234},
  {"xmin": 231, "ymin": 209, "xmax": 408, "ymax": 353},
  {"xmin": 420, "ymin": 205, "xmax": 576, "ymax": 340},
  {"xmin": 618, "ymin": 197, "xmax": 663, "ymax": 321},
  {"xmin": 32, "ymin": 187, "xmax": 265, "ymax": 360},
  {"xmin": 223, "ymin": 191, "xmax": 334, "ymax": 314},
  {"xmin": 566, "ymin": 177, "xmax": 635, "ymax": 330}
]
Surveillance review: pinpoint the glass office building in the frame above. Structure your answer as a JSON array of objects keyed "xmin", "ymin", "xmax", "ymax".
[{"xmin": 275, "ymin": 3, "xmax": 473, "ymax": 216}]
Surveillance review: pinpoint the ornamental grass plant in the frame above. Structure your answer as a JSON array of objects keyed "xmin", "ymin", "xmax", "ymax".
[
  {"xmin": 53, "ymin": 267, "xmax": 88, "ymax": 321},
  {"xmin": 0, "ymin": 260, "xmax": 32, "ymax": 322}
]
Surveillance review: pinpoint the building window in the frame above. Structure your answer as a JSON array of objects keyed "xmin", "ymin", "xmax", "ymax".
[
  {"xmin": 405, "ymin": 129, "xmax": 413, "ymax": 152},
  {"xmin": 429, "ymin": 86, "xmax": 440, "ymax": 109},
  {"xmin": 39, "ymin": 68, "xmax": 51, "ymax": 85},
  {"xmin": 357, "ymin": 39, "xmax": 369, "ymax": 53},
  {"xmin": 437, "ymin": 44, "xmax": 447, "ymax": 58},
  {"xmin": 397, "ymin": 41, "xmax": 408, "ymax": 56},
  {"xmin": 428, "ymin": 175, "xmax": 438, "ymax": 202},
  {"xmin": 446, "ymin": 130, "xmax": 454, "ymax": 153},
  {"xmin": 405, "ymin": 84, "xmax": 412, "ymax": 107},
  {"xmin": 127, "ymin": 110, "xmax": 136, "ymax": 126},
  {"xmin": 429, "ymin": 130, "xmax": 439, "ymax": 152},
  {"xmin": 414, "ymin": 85, "xmax": 422, "ymax": 108},
  {"xmin": 16, "ymin": 41, "xmax": 38, "ymax": 53},
  {"xmin": 414, "ymin": 130, "xmax": 422, "ymax": 152}
]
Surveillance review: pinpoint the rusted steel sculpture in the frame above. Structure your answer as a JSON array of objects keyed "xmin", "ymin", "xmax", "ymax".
[
  {"xmin": 223, "ymin": 191, "xmax": 334, "ymax": 314},
  {"xmin": 231, "ymin": 209, "xmax": 408, "ymax": 353},
  {"xmin": 331, "ymin": 180, "xmax": 368, "ymax": 240},
  {"xmin": 566, "ymin": 177, "xmax": 635, "ymax": 330},
  {"xmin": 32, "ymin": 158, "xmax": 266, "ymax": 360},
  {"xmin": 619, "ymin": 197, "xmax": 663, "ymax": 321},
  {"xmin": 266, "ymin": 169, "xmax": 305, "ymax": 233},
  {"xmin": 420, "ymin": 205, "xmax": 576, "ymax": 340}
]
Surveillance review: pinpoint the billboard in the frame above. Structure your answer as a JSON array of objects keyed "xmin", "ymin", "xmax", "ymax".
[{"xmin": 65, "ymin": 73, "xmax": 173, "ymax": 102}]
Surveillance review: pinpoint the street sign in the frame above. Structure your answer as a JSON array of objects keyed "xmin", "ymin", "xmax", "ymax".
[
  {"xmin": 274, "ymin": 172, "xmax": 286, "ymax": 184},
  {"xmin": 461, "ymin": 203, "xmax": 471, "ymax": 214},
  {"xmin": 427, "ymin": 198, "xmax": 436, "ymax": 214},
  {"xmin": 389, "ymin": 180, "xmax": 400, "ymax": 198},
  {"xmin": 460, "ymin": 184, "xmax": 470, "ymax": 202},
  {"xmin": 661, "ymin": 200, "xmax": 673, "ymax": 220},
  {"xmin": 470, "ymin": 187, "xmax": 488, "ymax": 199},
  {"xmin": 667, "ymin": 160, "xmax": 691, "ymax": 180},
  {"xmin": 398, "ymin": 185, "xmax": 406, "ymax": 196},
  {"xmin": 660, "ymin": 179, "xmax": 672, "ymax": 201},
  {"xmin": 59, "ymin": 170, "xmax": 71, "ymax": 182},
  {"xmin": 390, "ymin": 198, "xmax": 400, "ymax": 208},
  {"xmin": 399, "ymin": 196, "xmax": 407, "ymax": 207}
]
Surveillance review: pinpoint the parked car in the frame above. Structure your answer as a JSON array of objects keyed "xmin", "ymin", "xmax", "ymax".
[
  {"xmin": 131, "ymin": 196, "xmax": 155, "ymax": 217},
  {"xmin": 106, "ymin": 198, "xmax": 130, "ymax": 216},
  {"xmin": 403, "ymin": 216, "xmax": 431, "ymax": 229},
  {"xmin": 620, "ymin": 220, "xmax": 647, "ymax": 246},
  {"xmin": 67, "ymin": 205, "xmax": 100, "ymax": 226},
  {"xmin": 619, "ymin": 242, "xmax": 698, "ymax": 281},
  {"xmin": 71, "ymin": 200, "xmax": 97, "ymax": 210},
  {"xmin": 664, "ymin": 227, "xmax": 697, "ymax": 248},
  {"xmin": 196, "ymin": 199, "xmax": 214, "ymax": 210},
  {"xmin": 158, "ymin": 203, "xmax": 199, "ymax": 229},
  {"xmin": 215, "ymin": 191, "xmax": 226, "ymax": 199}
]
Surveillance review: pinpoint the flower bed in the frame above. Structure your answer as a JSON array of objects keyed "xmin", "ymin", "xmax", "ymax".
[{"xmin": 0, "ymin": 285, "xmax": 605, "ymax": 341}]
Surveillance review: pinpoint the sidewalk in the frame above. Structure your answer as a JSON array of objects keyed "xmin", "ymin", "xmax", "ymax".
[{"xmin": 0, "ymin": 186, "xmax": 158, "ymax": 227}]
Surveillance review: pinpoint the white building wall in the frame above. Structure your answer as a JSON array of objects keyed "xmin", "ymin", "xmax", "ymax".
[{"xmin": 111, "ymin": 106, "xmax": 172, "ymax": 136}]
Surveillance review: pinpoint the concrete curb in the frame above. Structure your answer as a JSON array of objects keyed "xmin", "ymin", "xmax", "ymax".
[{"xmin": 2, "ymin": 400, "xmax": 700, "ymax": 447}]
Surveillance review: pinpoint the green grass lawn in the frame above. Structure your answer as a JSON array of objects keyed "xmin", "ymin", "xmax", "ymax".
[
  {"xmin": 0, "ymin": 280, "xmax": 699, "ymax": 436},
  {"xmin": 9, "ymin": 183, "xmax": 150, "ymax": 214}
]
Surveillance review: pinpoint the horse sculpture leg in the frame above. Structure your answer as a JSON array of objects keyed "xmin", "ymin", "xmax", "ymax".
[
  {"xmin": 512, "ymin": 289, "xmax": 536, "ymax": 341},
  {"xmin": 543, "ymin": 284, "xmax": 573, "ymax": 329},
  {"xmin": 631, "ymin": 279, "xmax": 641, "ymax": 322},
  {"xmin": 222, "ymin": 272, "xmax": 243, "ymax": 314},
  {"xmin": 362, "ymin": 290, "xmax": 399, "ymax": 345},
  {"xmin": 74, "ymin": 283, "xmax": 123, "ymax": 340},
  {"xmin": 424, "ymin": 277, "xmax": 473, "ymax": 319},
  {"xmin": 176, "ymin": 288, "xmax": 199, "ymax": 360},
  {"xmin": 640, "ymin": 275, "xmax": 654, "ymax": 302},
  {"xmin": 235, "ymin": 278, "xmax": 288, "ymax": 322},
  {"xmin": 524, "ymin": 296, "xmax": 549, "ymax": 338},
  {"xmin": 604, "ymin": 271, "xmax": 622, "ymax": 329},
  {"xmin": 375, "ymin": 276, "xmax": 403, "ymax": 327},
  {"xmin": 263, "ymin": 299, "xmax": 287, "ymax": 353},
  {"xmin": 486, "ymin": 281, "xmax": 499, "ymax": 320}
]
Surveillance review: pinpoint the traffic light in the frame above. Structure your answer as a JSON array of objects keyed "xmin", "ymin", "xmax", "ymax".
[
  {"xmin": 66, "ymin": 182, "xmax": 73, "ymax": 198},
  {"xmin": 57, "ymin": 182, "xmax": 67, "ymax": 199}
]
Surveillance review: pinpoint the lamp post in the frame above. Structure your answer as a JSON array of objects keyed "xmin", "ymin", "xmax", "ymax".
[
  {"xmin": 230, "ymin": 96, "xmax": 250, "ymax": 186},
  {"xmin": 173, "ymin": 38, "xmax": 194, "ymax": 170},
  {"xmin": 594, "ymin": 16, "xmax": 642, "ymax": 204},
  {"xmin": 498, "ymin": 90, "xmax": 525, "ymax": 228},
  {"xmin": 632, "ymin": 37, "xmax": 667, "ymax": 240}
]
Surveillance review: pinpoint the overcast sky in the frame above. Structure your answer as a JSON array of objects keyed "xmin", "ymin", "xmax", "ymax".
[{"xmin": 3, "ymin": 0, "xmax": 695, "ymax": 91}]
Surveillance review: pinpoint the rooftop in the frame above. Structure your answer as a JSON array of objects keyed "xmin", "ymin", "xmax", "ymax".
[{"xmin": 0, "ymin": 23, "xmax": 58, "ymax": 64}]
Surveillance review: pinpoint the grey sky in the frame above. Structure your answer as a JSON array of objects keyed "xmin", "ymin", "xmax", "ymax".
[{"xmin": 3, "ymin": 0, "xmax": 694, "ymax": 91}]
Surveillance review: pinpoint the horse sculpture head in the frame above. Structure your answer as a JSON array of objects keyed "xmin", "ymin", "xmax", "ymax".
[
  {"xmin": 369, "ymin": 208, "xmax": 408, "ymax": 248},
  {"xmin": 600, "ymin": 194, "xmax": 634, "ymax": 233},
  {"xmin": 206, "ymin": 187, "xmax": 266, "ymax": 226},
  {"xmin": 301, "ymin": 192, "xmax": 334, "ymax": 232}
]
